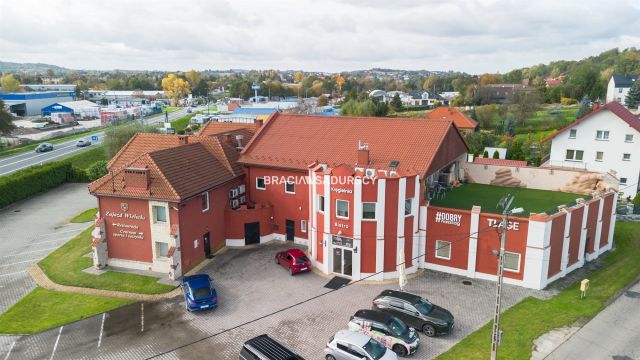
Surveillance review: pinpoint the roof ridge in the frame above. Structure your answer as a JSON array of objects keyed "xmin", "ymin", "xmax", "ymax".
[
  {"xmin": 144, "ymin": 153, "xmax": 181, "ymax": 199},
  {"xmin": 107, "ymin": 132, "xmax": 141, "ymax": 169}
]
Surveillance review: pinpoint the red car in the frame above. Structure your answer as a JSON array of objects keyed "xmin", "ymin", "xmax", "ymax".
[{"xmin": 275, "ymin": 249, "xmax": 312, "ymax": 275}]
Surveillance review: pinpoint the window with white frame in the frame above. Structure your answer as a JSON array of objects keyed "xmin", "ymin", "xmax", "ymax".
[
  {"xmin": 201, "ymin": 192, "xmax": 209, "ymax": 212},
  {"xmin": 317, "ymin": 195, "xmax": 325, "ymax": 212},
  {"xmin": 620, "ymin": 177, "xmax": 628, "ymax": 185},
  {"xmin": 285, "ymin": 181, "xmax": 295, "ymax": 194},
  {"xmin": 256, "ymin": 177, "xmax": 266, "ymax": 190},
  {"xmin": 301, "ymin": 220, "xmax": 307, "ymax": 233},
  {"xmin": 152, "ymin": 205, "xmax": 167, "ymax": 223},
  {"xmin": 362, "ymin": 202, "xmax": 376, "ymax": 220},
  {"xmin": 565, "ymin": 149, "xmax": 584, "ymax": 161},
  {"xmin": 596, "ymin": 130, "xmax": 609, "ymax": 140},
  {"xmin": 404, "ymin": 198, "xmax": 413, "ymax": 216},
  {"xmin": 435, "ymin": 240, "xmax": 451, "ymax": 260},
  {"xmin": 595, "ymin": 151, "xmax": 604, "ymax": 161},
  {"xmin": 504, "ymin": 252, "xmax": 521, "ymax": 272},
  {"xmin": 569, "ymin": 129, "xmax": 577, "ymax": 138},
  {"xmin": 623, "ymin": 153, "xmax": 631, "ymax": 161},
  {"xmin": 156, "ymin": 242, "xmax": 169, "ymax": 257},
  {"xmin": 336, "ymin": 200, "xmax": 349, "ymax": 219},
  {"xmin": 626, "ymin": 134, "xmax": 634, "ymax": 142}
]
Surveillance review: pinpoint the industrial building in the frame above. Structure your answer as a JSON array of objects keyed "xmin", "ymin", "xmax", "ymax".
[
  {"xmin": 41, "ymin": 100, "xmax": 101, "ymax": 119},
  {"xmin": 0, "ymin": 91, "xmax": 76, "ymax": 116}
]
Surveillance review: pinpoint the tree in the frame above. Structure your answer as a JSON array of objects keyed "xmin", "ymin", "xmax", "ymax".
[
  {"xmin": 513, "ymin": 90, "xmax": 542, "ymax": 125},
  {"xmin": 625, "ymin": 81, "xmax": 640, "ymax": 110},
  {"xmin": 492, "ymin": 150, "xmax": 500, "ymax": 159},
  {"xmin": 483, "ymin": 150, "xmax": 489, "ymax": 158},
  {"xmin": 185, "ymin": 70, "xmax": 202, "ymax": 92},
  {"xmin": 0, "ymin": 100, "xmax": 16, "ymax": 135},
  {"xmin": 506, "ymin": 116, "xmax": 516, "ymax": 136},
  {"xmin": 391, "ymin": 93, "xmax": 403, "ymax": 111},
  {"xmin": 86, "ymin": 160, "xmax": 109, "ymax": 181},
  {"xmin": 317, "ymin": 95, "xmax": 328, "ymax": 107},
  {"xmin": 576, "ymin": 95, "xmax": 592, "ymax": 119},
  {"xmin": 103, "ymin": 123, "xmax": 159, "ymax": 158},
  {"xmin": 335, "ymin": 75, "xmax": 345, "ymax": 94},
  {"xmin": 161, "ymin": 74, "xmax": 190, "ymax": 106},
  {"xmin": 1, "ymin": 74, "xmax": 20, "ymax": 92}
]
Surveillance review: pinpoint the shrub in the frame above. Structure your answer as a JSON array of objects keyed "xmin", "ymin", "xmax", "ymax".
[
  {"xmin": 560, "ymin": 97, "xmax": 577, "ymax": 105},
  {"xmin": 66, "ymin": 165, "xmax": 89, "ymax": 183},
  {"xmin": 0, "ymin": 162, "xmax": 71, "ymax": 209},
  {"xmin": 483, "ymin": 150, "xmax": 489, "ymax": 158},
  {"xmin": 86, "ymin": 160, "xmax": 109, "ymax": 181},
  {"xmin": 492, "ymin": 150, "xmax": 500, "ymax": 159}
]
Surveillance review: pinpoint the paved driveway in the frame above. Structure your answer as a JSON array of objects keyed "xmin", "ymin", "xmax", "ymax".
[{"xmin": 2, "ymin": 241, "xmax": 546, "ymax": 360}]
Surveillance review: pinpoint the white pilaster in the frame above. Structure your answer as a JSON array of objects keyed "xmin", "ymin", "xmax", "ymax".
[
  {"xmin": 593, "ymin": 197, "xmax": 604, "ymax": 254},
  {"xmin": 321, "ymin": 174, "xmax": 331, "ymax": 273},
  {"xmin": 603, "ymin": 192, "xmax": 617, "ymax": 253},
  {"xmin": 522, "ymin": 217, "xmax": 552, "ymax": 290},
  {"xmin": 412, "ymin": 176, "xmax": 420, "ymax": 266},
  {"xmin": 418, "ymin": 205, "xmax": 427, "ymax": 268},
  {"xmin": 578, "ymin": 203, "xmax": 589, "ymax": 264},
  {"xmin": 353, "ymin": 178, "xmax": 362, "ymax": 279},
  {"xmin": 310, "ymin": 169, "xmax": 318, "ymax": 260},
  {"xmin": 467, "ymin": 206, "xmax": 481, "ymax": 278},
  {"xmin": 397, "ymin": 178, "xmax": 406, "ymax": 274},
  {"xmin": 374, "ymin": 179, "xmax": 386, "ymax": 280},
  {"xmin": 560, "ymin": 210, "xmax": 572, "ymax": 277}
]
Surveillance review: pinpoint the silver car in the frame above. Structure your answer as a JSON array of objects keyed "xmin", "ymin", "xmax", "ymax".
[
  {"xmin": 76, "ymin": 138, "xmax": 92, "ymax": 147},
  {"xmin": 325, "ymin": 330, "xmax": 397, "ymax": 360}
]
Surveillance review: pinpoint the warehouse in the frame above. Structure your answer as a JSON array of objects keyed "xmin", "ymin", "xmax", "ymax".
[
  {"xmin": 0, "ymin": 91, "xmax": 76, "ymax": 116},
  {"xmin": 41, "ymin": 100, "xmax": 101, "ymax": 119}
]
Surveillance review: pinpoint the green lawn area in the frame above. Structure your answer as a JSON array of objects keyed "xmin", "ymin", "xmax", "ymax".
[
  {"xmin": 0, "ymin": 127, "xmax": 105, "ymax": 159},
  {"xmin": 63, "ymin": 145, "xmax": 107, "ymax": 169},
  {"xmin": 170, "ymin": 113, "xmax": 194, "ymax": 130},
  {"xmin": 38, "ymin": 227, "xmax": 175, "ymax": 294},
  {"xmin": 162, "ymin": 106, "xmax": 181, "ymax": 113},
  {"xmin": 0, "ymin": 287, "xmax": 131, "ymax": 334},
  {"xmin": 515, "ymin": 106, "xmax": 577, "ymax": 134},
  {"xmin": 438, "ymin": 221, "xmax": 640, "ymax": 360},
  {"xmin": 430, "ymin": 184, "xmax": 582, "ymax": 217},
  {"xmin": 70, "ymin": 208, "xmax": 98, "ymax": 223}
]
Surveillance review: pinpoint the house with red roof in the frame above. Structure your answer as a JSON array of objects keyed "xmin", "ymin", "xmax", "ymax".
[
  {"xmin": 545, "ymin": 101, "xmax": 640, "ymax": 198},
  {"xmin": 425, "ymin": 107, "xmax": 477, "ymax": 134}
]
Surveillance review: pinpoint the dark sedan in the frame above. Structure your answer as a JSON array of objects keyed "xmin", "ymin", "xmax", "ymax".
[
  {"xmin": 180, "ymin": 274, "xmax": 217, "ymax": 312},
  {"xmin": 35, "ymin": 143, "xmax": 53, "ymax": 153},
  {"xmin": 372, "ymin": 290, "xmax": 454, "ymax": 337}
]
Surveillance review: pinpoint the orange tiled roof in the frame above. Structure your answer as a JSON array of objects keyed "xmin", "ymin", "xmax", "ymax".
[
  {"xmin": 239, "ymin": 113, "xmax": 469, "ymax": 176},
  {"xmin": 198, "ymin": 121, "xmax": 258, "ymax": 137},
  {"xmin": 107, "ymin": 133, "xmax": 191, "ymax": 170},
  {"xmin": 473, "ymin": 157, "xmax": 528, "ymax": 167},
  {"xmin": 425, "ymin": 107, "xmax": 478, "ymax": 130}
]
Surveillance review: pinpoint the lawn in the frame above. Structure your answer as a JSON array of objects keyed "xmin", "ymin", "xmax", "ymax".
[
  {"xmin": 162, "ymin": 106, "xmax": 181, "ymax": 113},
  {"xmin": 0, "ymin": 287, "xmax": 131, "ymax": 334},
  {"xmin": 438, "ymin": 221, "xmax": 640, "ymax": 360},
  {"xmin": 70, "ymin": 208, "xmax": 98, "ymax": 223},
  {"xmin": 430, "ymin": 183, "xmax": 582, "ymax": 217},
  {"xmin": 515, "ymin": 106, "xmax": 578, "ymax": 134},
  {"xmin": 63, "ymin": 145, "xmax": 107, "ymax": 169},
  {"xmin": 38, "ymin": 227, "xmax": 175, "ymax": 294}
]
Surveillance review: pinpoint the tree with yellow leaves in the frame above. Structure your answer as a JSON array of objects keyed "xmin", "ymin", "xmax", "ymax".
[
  {"xmin": 1, "ymin": 74, "xmax": 21, "ymax": 92},
  {"xmin": 161, "ymin": 74, "xmax": 190, "ymax": 106},
  {"xmin": 335, "ymin": 75, "xmax": 345, "ymax": 94},
  {"xmin": 185, "ymin": 70, "xmax": 201, "ymax": 92}
]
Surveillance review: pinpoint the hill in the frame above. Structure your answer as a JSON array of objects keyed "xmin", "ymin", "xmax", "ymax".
[{"xmin": 0, "ymin": 60, "xmax": 69, "ymax": 74}]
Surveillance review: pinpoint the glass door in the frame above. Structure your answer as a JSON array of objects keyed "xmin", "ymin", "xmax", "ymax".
[
  {"xmin": 332, "ymin": 247, "xmax": 353, "ymax": 277},
  {"xmin": 333, "ymin": 248, "xmax": 342, "ymax": 274},
  {"xmin": 343, "ymin": 249, "xmax": 353, "ymax": 276}
]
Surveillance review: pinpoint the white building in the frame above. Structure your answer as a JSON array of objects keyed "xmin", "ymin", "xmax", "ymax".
[
  {"xmin": 546, "ymin": 101, "xmax": 640, "ymax": 198},
  {"xmin": 606, "ymin": 74, "xmax": 637, "ymax": 105}
]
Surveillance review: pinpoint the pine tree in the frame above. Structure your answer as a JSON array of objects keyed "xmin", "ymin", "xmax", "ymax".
[
  {"xmin": 625, "ymin": 81, "xmax": 640, "ymax": 110},
  {"xmin": 492, "ymin": 150, "xmax": 500, "ymax": 159},
  {"xmin": 506, "ymin": 116, "xmax": 516, "ymax": 137},
  {"xmin": 391, "ymin": 93, "xmax": 403, "ymax": 111},
  {"xmin": 576, "ymin": 95, "xmax": 591, "ymax": 119}
]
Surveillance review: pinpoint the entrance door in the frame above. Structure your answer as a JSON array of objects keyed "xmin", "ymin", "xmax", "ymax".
[
  {"xmin": 203, "ymin": 232, "xmax": 212, "ymax": 258},
  {"xmin": 244, "ymin": 222, "xmax": 260, "ymax": 245},
  {"xmin": 332, "ymin": 247, "xmax": 353, "ymax": 277},
  {"xmin": 285, "ymin": 220, "xmax": 295, "ymax": 241}
]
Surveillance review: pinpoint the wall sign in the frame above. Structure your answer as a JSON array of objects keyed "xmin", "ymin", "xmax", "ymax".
[
  {"xmin": 487, "ymin": 218, "xmax": 520, "ymax": 231},
  {"xmin": 331, "ymin": 187, "xmax": 353, "ymax": 194},
  {"xmin": 105, "ymin": 211, "xmax": 146, "ymax": 221},
  {"xmin": 332, "ymin": 235, "xmax": 353, "ymax": 248},
  {"xmin": 111, "ymin": 222, "xmax": 145, "ymax": 239},
  {"xmin": 334, "ymin": 222, "xmax": 349, "ymax": 229},
  {"xmin": 434, "ymin": 211, "xmax": 462, "ymax": 226}
]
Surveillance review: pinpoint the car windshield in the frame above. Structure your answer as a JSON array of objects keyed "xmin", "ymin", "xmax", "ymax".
[
  {"xmin": 363, "ymin": 338, "xmax": 387, "ymax": 360},
  {"xmin": 387, "ymin": 317, "xmax": 409, "ymax": 337},
  {"xmin": 191, "ymin": 286, "xmax": 211, "ymax": 300},
  {"xmin": 295, "ymin": 256, "xmax": 309, "ymax": 264},
  {"xmin": 414, "ymin": 299, "xmax": 433, "ymax": 315}
]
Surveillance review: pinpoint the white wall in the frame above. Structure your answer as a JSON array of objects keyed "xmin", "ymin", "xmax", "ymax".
[{"xmin": 606, "ymin": 77, "xmax": 630, "ymax": 104}]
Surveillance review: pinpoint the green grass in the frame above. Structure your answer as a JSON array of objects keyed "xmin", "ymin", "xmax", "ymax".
[
  {"xmin": 162, "ymin": 106, "xmax": 180, "ymax": 113},
  {"xmin": 63, "ymin": 145, "xmax": 108, "ymax": 169},
  {"xmin": 0, "ymin": 287, "xmax": 131, "ymax": 334},
  {"xmin": 430, "ymin": 184, "xmax": 582, "ymax": 217},
  {"xmin": 515, "ymin": 106, "xmax": 578, "ymax": 134},
  {"xmin": 70, "ymin": 208, "xmax": 98, "ymax": 223},
  {"xmin": 38, "ymin": 227, "xmax": 175, "ymax": 294},
  {"xmin": 0, "ymin": 127, "xmax": 105, "ymax": 159},
  {"xmin": 170, "ymin": 113, "xmax": 194, "ymax": 130},
  {"xmin": 438, "ymin": 222, "xmax": 640, "ymax": 360}
]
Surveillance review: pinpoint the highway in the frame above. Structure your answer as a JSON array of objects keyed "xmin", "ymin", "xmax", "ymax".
[{"xmin": 0, "ymin": 108, "xmax": 194, "ymax": 177}]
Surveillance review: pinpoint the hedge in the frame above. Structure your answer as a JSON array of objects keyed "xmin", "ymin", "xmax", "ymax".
[{"xmin": 0, "ymin": 161, "xmax": 76, "ymax": 209}]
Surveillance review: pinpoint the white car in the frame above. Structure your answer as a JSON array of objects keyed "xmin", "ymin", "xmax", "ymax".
[
  {"xmin": 76, "ymin": 139, "xmax": 92, "ymax": 147},
  {"xmin": 325, "ymin": 330, "xmax": 397, "ymax": 360}
]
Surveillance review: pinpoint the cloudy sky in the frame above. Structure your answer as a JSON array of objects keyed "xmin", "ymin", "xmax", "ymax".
[{"xmin": 1, "ymin": 0, "xmax": 639, "ymax": 74}]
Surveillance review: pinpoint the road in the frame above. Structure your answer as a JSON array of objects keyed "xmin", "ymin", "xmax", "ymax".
[
  {"xmin": 0, "ymin": 108, "xmax": 194, "ymax": 177},
  {"xmin": 546, "ymin": 280, "xmax": 640, "ymax": 360}
]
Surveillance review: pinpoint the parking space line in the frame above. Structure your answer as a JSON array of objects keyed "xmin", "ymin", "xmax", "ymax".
[
  {"xmin": 141, "ymin": 303, "xmax": 144, "ymax": 332},
  {"xmin": 0, "ymin": 271, "xmax": 25, "ymax": 278},
  {"xmin": 0, "ymin": 247, "xmax": 58, "ymax": 258},
  {"xmin": 38, "ymin": 228, "xmax": 87, "ymax": 237},
  {"xmin": 98, "ymin": 313, "xmax": 106, "ymax": 347},
  {"xmin": 50, "ymin": 326, "xmax": 63, "ymax": 360},
  {"xmin": 2, "ymin": 341, "xmax": 15, "ymax": 360},
  {"xmin": 0, "ymin": 258, "xmax": 40, "ymax": 268}
]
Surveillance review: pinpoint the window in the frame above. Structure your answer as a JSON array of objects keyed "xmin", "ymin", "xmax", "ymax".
[
  {"xmin": 435, "ymin": 240, "xmax": 451, "ymax": 260},
  {"xmin": 618, "ymin": 88, "xmax": 623, "ymax": 93},
  {"xmin": 565, "ymin": 149, "xmax": 584, "ymax": 161},
  {"xmin": 336, "ymin": 200, "xmax": 349, "ymax": 219},
  {"xmin": 285, "ymin": 181, "xmax": 295, "ymax": 194},
  {"xmin": 156, "ymin": 242, "xmax": 169, "ymax": 257},
  {"xmin": 193, "ymin": 239, "xmax": 199, "ymax": 248},
  {"xmin": 569, "ymin": 129, "xmax": 577, "ymax": 138},
  {"xmin": 623, "ymin": 153, "xmax": 631, "ymax": 161},
  {"xmin": 404, "ymin": 198, "xmax": 413, "ymax": 216},
  {"xmin": 256, "ymin": 177, "xmax": 266, "ymax": 190},
  {"xmin": 153, "ymin": 205, "xmax": 167, "ymax": 223},
  {"xmin": 201, "ymin": 192, "xmax": 209, "ymax": 212},
  {"xmin": 362, "ymin": 202, "xmax": 376, "ymax": 220},
  {"xmin": 620, "ymin": 177, "xmax": 628, "ymax": 185},
  {"xmin": 504, "ymin": 252, "xmax": 521, "ymax": 272},
  {"xmin": 301, "ymin": 220, "xmax": 307, "ymax": 233},
  {"xmin": 317, "ymin": 195, "xmax": 325, "ymax": 212},
  {"xmin": 625, "ymin": 134, "xmax": 634, "ymax": 142},
  {"xmin": 596, "ymin": 130, "xmax": 609, "ymax": 140},
  {"xmin": 595, "ymin": 152, "xmax": 604, "ymax": 161}
]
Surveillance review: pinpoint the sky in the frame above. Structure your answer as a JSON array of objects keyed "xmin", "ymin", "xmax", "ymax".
[{"xmin": 1, "ymin": 0, "xmax": 639, "ymax": 74}]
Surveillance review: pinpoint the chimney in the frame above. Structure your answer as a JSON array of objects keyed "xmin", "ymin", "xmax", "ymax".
[
  {"xmin": 124, "ymin": 167, "xmax": 150, "ymax": 190},
  {"xmin": 357, "ymin": 140, "xmax": 369, "ymax": 166},
  {"xmin": 256, "ymin": 119, "xmax": 264, "ymax": 128},
  {"xmin": 222, "ymin": 133, "xmax": 233, "ymax": 145},
  {"xmin": 592, "ymin": 101, "xmax": 600, "ymax": 111},
  {"xmin": 178, "ymin": 135, "xmax": 188, "ymax": 145},
  {"xmin": 235, "ymin": 134, "xmax": 244, "ymax": 149}
]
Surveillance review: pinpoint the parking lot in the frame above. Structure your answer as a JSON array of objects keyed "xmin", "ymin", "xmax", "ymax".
[{"xmin": 1, "ymin": 240, "xmax": 548, "ymax": 359}]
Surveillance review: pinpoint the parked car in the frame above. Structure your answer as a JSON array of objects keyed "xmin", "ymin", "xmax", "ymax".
[
  {"xmin": 372, "ymin": 290, "xmax": 454, "ymax": 337},
  {"xmin": 180, "ymin": 274, "xmax": 217, "ymax": 311},
  {"xmin": 275, "ymin": 248, "xmax": 311, "ymax": 275},
  {"xmin": 348, "ymin": 309, "xmax": 419, "ymax": 356},
  {"xmin": 35, "ymin": 143, "xmax": 53, "ymax": 153},
  {"xmin": 325, "ymin": 329, "xmax": 397, "ymax": 360},
  {"xmin": 187, "ymin": 108, "xmax": 192, "ymax": 113},
  {"xmin": 75, "ymin": 138, "xmax": 92, "ymax": 147},
  {"xmin": 240, "ymin": 334, "xmax": 305, "ymax": 360}
]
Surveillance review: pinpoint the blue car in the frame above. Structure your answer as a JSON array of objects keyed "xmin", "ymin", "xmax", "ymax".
[{"xmin": 180, "ymin": 274, "xmax": 217, "ymax": 311}]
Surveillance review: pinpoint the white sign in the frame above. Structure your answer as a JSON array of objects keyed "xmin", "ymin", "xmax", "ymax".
[
  {"xmin": 105, "ymin": 211, "xmax": 146, "ymax": 221},
  {"xmin": 487, "ymin": 218, "xmax": 520, "ymax": 231},
  {"xmin": 334, "ymin": 222, "xmax": 349, "ymax": 229},
  {"xmin": 435, "ymin": 211, "xmax": 462, "ymax": 226},
  {"xmin": 331, "ymin": 187, "xmax": 353, "ymax": 194}
]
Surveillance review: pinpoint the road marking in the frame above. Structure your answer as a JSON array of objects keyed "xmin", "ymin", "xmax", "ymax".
[
  {"xmin": 97, "ymin": 313, "xmax": 106, "ymax": 348},
  {"xmin": 38, "ymin": 228, "xmax": 87, "ymax": 237},
  {"xmin": 0, "ymin": 141, "xmax": 80, "ymax": 168},
  {"xmin": 0, "ymin": 143, "xmax": 102, "ymax": 176},
  {"xmin": 0, "ymin": 270, "xmax": 25, "ymax": 278},
  {"xmin": 0, "ymin": 258, "xmax": 40, "ymax": 268},
  {"xmin": 141, "ymin": 303, "xmax": 144, "ymax": 332},
  {"xmin": 0, "ymin": 247, "xmax": 58, "ymax": 258},
  {"xmin": 2, "ymin": 341, "xmax": 15, "ymax": 360},
  {"xmin": 50, "ymin": 326, "xmax": 63, "ymax": 360}
]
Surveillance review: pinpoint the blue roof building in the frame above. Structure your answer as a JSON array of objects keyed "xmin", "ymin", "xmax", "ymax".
[{"xmin": 0, "ymin": 91, "xmax": 76, "ymax": 116}]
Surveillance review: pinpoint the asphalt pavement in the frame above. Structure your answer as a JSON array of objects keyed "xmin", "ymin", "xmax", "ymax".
[{"xmin": 0, "ymin": 108, "xmax": 194, "ymax": 177}]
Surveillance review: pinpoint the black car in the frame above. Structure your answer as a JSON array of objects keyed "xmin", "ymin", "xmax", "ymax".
[
  {"xmin": 35, "ymin": 143, "xmax": 53, "ymax": 153},
  {"xmin": 349, "ymin": 309, "xmax": 420, "ymax": 356},
  {"xmin": 240, "ymin": 334, "xmax": 305, "ymax": 360},
  {"xmin": 372, "ymin": 290, "xmax": 454, "ymax": 337}
]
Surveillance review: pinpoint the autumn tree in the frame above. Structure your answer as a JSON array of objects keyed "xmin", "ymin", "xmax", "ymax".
[
  {"xmin": 335, "ymin": 75, "xmax": 345, "ymax": 94},
  {"xmin": 1, "ymin": 74, "xmax": 21, "ymax": 92},
  {"xmin": 0, "ymin": 100, "xmax": 16, "ymax": 135},
  {"xmin": 161, "ymin": 74, "xmax": 190, "ymax": 106},
  {"xmin": 317, "ymin": 95, "xmax": 328, "ymax": 107},
  {"xmin": 185, "ymin": 70, "xmax": 202, "ymax": 92}
]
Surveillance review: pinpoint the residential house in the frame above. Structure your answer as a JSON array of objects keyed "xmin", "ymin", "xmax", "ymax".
[
  {"xmin": 425, "ymin": 107, "xmax": 477, "ymax": 134},
  {"xmin": 606, "ymin": 74, "xmax": 638, "ymax": 106}
]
